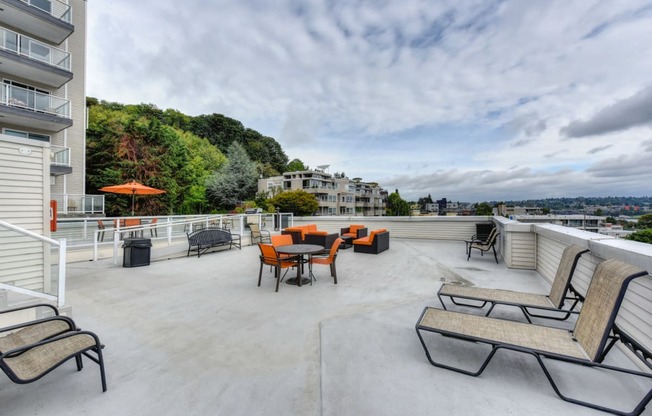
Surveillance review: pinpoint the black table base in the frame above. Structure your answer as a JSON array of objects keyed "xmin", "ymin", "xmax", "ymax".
[{"xmin": 286, "ymin": 277, "xmax": 311, "ymax": 286}]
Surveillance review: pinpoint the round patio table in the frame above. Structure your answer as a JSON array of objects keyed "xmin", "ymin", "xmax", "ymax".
[{"xmin": 275, "ymin": 244, "xmax": 324, "ymax": 286}]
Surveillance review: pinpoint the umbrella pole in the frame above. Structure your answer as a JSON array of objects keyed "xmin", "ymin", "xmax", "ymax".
[{"xmin": 131, "ymin": 192, "xmax": 135, "ymax": 216}]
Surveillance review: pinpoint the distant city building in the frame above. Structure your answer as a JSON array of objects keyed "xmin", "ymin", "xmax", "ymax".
[
  {"xmin": 496, "ymin": 204, "xmax": 544, "ymax": 217},
  {"xmin": 513, "ymin": 214, "xmax": 604, "ymax": 233},
  {"xmin": 258, "ymin": 168, "xmax": 387, "ymax": 216},
  {"xmin": 597, "ymin": 223, "xmax": 634, "ymax": 238}
]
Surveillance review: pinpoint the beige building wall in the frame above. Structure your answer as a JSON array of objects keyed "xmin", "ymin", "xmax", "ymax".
[{"xmin": 51, "ymin": 0, "xmax": 87, "ymax": 198}]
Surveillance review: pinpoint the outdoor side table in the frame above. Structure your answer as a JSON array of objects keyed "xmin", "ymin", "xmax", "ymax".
[{"xmin": 339, "ymin": 236, "xmax": 353, "ymax": 249}]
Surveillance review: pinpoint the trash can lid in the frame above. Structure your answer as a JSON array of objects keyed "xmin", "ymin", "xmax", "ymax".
[{"xmin": 123, "ymin": 237, "xmax": 152, "ymax": 247}]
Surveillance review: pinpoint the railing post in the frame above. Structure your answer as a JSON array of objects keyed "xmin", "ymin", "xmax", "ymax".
[
  {"xmin": 93, "ymin": 230, "xmax": 98, "ymax": 261},
  {"xmin": 113, "ymin": 225, "xmax": 121, "ymax": 266},
  {"xmin": 57, "ymin": 238, "xmax": 66, "ymax": 307},
  {"xmin": 167, "ymin": 217, "xmax": 173, "ymax": 245}
]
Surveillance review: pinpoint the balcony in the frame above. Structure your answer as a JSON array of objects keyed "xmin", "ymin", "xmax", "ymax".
[
  {"xmin": 0, "ymin": 83, "xmax": 72, "ymax": 131},
  {"xmin": 0, "ymin": 0, "xmax": 73, "ymax": 44},
  {"xmin": 49, "ymin": 144, "xmax": 70, "ymax": 175},
  {"xmin": 51, "ymin": 193, "xmax": 105, "ymax": 215},
  {"xmin": 2, "ymin": 216, "xmax": 651, "ymax": 415},
  {"xmin": 0, "ymin": 26, "xmax": 72, "ymax": 87}
]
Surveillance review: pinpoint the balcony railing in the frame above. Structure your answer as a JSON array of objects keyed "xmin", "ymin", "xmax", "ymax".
[
  {"xmin": 20, "ymin": 0, "xmax": 72, "ymax": 23},
  {"xmin": 0, "ymin": 26, "xmax": 71, "ymax": 70},
  {"xmin": 50, "ymin": 145, "xmax": 69, "ymax": 166},
  {"xmin": 52, "ymin": 194, "xmax": 105, "ymax": 215},
  {"xmin": 1, "ymin": 83, "xmax": 70, "ymax": 118}
]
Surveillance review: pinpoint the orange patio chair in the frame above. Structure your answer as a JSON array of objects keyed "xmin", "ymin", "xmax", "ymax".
[
  {"xmin": 257, "ymin": 244, "xmax": 300, "ymax": 292},
  {"xmin": 310, "ymin": 238, "xmax": 344, "ymax": 284}
]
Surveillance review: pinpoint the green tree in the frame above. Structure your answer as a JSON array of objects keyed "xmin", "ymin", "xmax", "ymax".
[
  {"xmin": 625, "ymin": 229, "xmax": 652, "ymax": 244},
  {"xmin": 286, "ymin": 158, "xmax": 307, "ymax": 172},
  {"xmin": 637, "ymin": 214, "xmax": 652, "ymax": 229},
  {"xmin": 475, "ymin": 202, "xmax": 493, "ymax": 216},
  {"xmin": 206, "ymin": 142, "xmax": 259, "ymax": 210},
  {"xmin": 594, "ymin": 208, "xmax": 604, "ymax": 216},
  {"xmin": 270, "ymin": 190, "xmax": 319, "ymax": 216},
  {"xmin": 386, "ymin": 189, "xmax": 410, "ymax": 216}
]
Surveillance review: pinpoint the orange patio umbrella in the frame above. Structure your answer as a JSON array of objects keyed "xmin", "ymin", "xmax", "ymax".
[{"xmin": 99, "ymin": 180, "xmax": 165, "ymax": 215}]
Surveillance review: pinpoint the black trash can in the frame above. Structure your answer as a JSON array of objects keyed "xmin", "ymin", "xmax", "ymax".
[{"xmin": 122, "ymin": 237, "xmax": 152, "ymax": 267}]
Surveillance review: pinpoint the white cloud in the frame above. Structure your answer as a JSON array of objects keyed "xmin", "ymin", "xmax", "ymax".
[{"xmin": 87, "ymin": 0, "xmax": 652, "ymax": 201}]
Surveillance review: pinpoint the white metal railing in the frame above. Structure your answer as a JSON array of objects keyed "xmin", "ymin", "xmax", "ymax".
[
  {"xmin": 50, "ymin": 145, "xmax": 70, "ymax": 166},
  {"xmin": 0, "ymin": 26, "xmax": 71, "ymax": 70},
  {"xmin": 47, "ymin": 212, "xmax": 293, "ymax": 263},
  {"xmin": 52, "ymin": 193, "xmax": 105, "ymax": 215},
  {"xmin": 20, "ymin": 0, "xmax": 72, "ymax": 23},
  {"xmin": 0, "ymin": 219, "xmax": 66, "ymax": 307},
  {"xmin": 1, "ymin": 83, "xmax": 70, "ymax": 117}
]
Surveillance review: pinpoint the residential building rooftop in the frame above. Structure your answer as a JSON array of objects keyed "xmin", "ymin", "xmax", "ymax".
[{"xmin": 2, "ymin": 216, "xmax": 651, "ymax": 416}]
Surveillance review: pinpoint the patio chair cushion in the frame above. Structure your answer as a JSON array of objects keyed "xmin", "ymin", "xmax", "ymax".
[
  {"xmin": 353, "ymin": 229, "xmax": 387, "ymax": 245},
  {"xmin": 341, "ymin": 225, "xmax": 367, "ymax": 239}
]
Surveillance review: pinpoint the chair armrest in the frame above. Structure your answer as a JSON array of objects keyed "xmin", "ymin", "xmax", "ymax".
[
  {"xmin": 0, "ymin": 315, "xmax": 77, "ymax": 335},
  {"xmin": 0, "ymin": 303, "xmax": 59, "ymax": 317},
  {"xmin": 357, "ymin": 228, "xmax": 368, "ymax": 238}
]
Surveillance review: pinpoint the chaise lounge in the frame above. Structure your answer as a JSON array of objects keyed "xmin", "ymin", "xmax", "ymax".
[
  {"xmin": 438, "ymin": 244, "xmax": 589, "ymax": 322},
  {"xmin": 416, "ymin": 259, "xmax": 651, "ymax": 416}
]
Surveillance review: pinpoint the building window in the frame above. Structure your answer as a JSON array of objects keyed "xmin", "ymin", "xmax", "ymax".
[{"xmin": 2, "ymin": 128, "xmax": 50, "ymax": 142}]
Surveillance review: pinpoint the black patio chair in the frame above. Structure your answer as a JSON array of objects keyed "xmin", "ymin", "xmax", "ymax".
[{"xmin": 467, "ymin": 231, "xmax": 500, "ymax": 263}]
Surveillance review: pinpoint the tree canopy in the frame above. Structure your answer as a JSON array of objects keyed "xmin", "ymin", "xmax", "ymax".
[
  {"xmin": 475, "ymin": 202, "xmax": 494, "ymax": 216},
  {"xmin": 86, "ymin": 99, "xmax": 289, "ymax": 215},
  {"xmin": 386, "ymin": 189, "xmax": 410, "ymax": 216},
  {"xmin": 269, "ymin": 190, "xmax": 319, "ymax": 216},
  {"xmin": 286, "ymin": 158, "xmax": 307, "ymax": 172},
  {"xmin": 206, "ymin": 142, "xmax": 259, "ymax": 210}
]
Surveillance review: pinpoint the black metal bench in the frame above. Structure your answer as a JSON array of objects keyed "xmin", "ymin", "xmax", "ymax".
[{"xmin": 187, "ymin": 227, "xmax": 241, "ymax": 258}]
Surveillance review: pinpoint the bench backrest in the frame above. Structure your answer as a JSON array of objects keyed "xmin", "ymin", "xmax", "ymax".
[{"xmin": 188, "ymin": 227, "xmax": 231, "ymax": 244}]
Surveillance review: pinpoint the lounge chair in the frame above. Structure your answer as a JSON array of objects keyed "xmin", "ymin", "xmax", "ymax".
[
  {"xmin": 249, "ymin": 223, "xmax": 271, "ymax": 245},
  {"xmin": 439, "ymin": 245, "xmax": 589, "ymax": 322},
  {"xmin": 467, "ymin": 231, "xmax": 499, "ymax": 263},
  {"xmin": 0, "ymin": 304, "xmax": 77, "ymax": 352},
  {"xmin": 1, "ymin": 331, "xmax": 107, "ymax": 392},
  {"xmin": 1, "ymin": 305, "xmax": 106, "ymax": 392},
  {"xmin": 464, "ymin": 226, "xmax": 496, "ymax": 254},
  {"xmin": 416, "ymin": 259, "xmax": 651, "ymax": 416}
]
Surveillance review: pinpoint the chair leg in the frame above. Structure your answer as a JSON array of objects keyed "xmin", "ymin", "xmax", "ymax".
[
  {"xmin": 331, "ymin": 263, "xmax": 337, "ymax": 284},
  {"xmin": 492, "ymin": 245, "xmax": 498, "ymax": 263},
  {"xmin": 275, "ymin": 266, "xmax": 281, "ymax": 292},
  {"xmin": 258, "ymin": 262, "xmax": 264, "ymax": 287}
]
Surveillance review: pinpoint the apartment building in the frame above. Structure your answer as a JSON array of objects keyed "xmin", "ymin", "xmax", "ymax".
[
  {"xmin": 0, "ymin": 0, "xmax": 91, "ymax": 222},
  {"xmin": 258, "ymin": 169, "xmax": 387, "ymax": 216}
]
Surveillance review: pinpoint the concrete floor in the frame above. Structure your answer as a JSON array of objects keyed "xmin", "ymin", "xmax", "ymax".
[{"xmin": 1, "ymin": 239, "xmax": 650, "ymax": 416}]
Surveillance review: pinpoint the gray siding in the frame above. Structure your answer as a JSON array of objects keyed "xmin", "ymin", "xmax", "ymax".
[
  {"xmin": 535, "ymin": 226, "xmax": 652, "ymax": 368},
  {"xmin": 0, "ymin": 136, "xmax": 48, "ymax": 291}
]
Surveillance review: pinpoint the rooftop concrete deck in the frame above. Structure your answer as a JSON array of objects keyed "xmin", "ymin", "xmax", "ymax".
[{"xmin": 2, "ymin": 239, "xmax": 650, "ymax": 415}]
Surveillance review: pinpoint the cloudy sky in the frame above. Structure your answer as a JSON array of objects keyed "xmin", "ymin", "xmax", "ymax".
[{"xmin": 87, "ymin": 0, "xmax": 652, "ymax": 202}]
